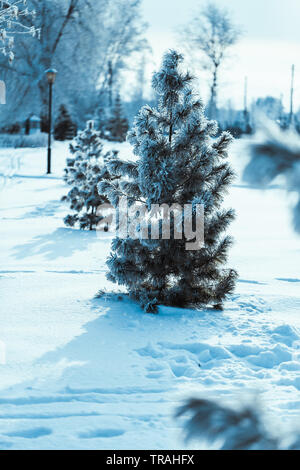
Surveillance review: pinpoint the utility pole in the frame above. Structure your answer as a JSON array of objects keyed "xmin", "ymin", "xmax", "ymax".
[
  {"xmin": 243, "ymin": 76, "xmax": 249, "ymax": 131},
  {"xmin": 244, "ymin": 76, "xmax": 248, "ymax": 114},
  {"xmin": 289, "ymin": 64, "xmax": 295, "ymax": 126},
  {"xmin": 279, "ymin": 93, "xmax": 284, "ymax": 128}
]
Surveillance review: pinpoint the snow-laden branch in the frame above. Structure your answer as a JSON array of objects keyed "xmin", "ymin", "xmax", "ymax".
[{"xmin": 0, "ymin": 0, "xmax": 39, "ymax": 61}]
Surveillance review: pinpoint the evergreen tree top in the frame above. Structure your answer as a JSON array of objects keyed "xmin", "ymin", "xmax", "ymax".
[
  {"xmin": 122, "ymin": 50, "xmax": 233, "ymax": 208},
  {"xmin": 55, "ymin": 104, "xmax": 72, "ymax": 122},
  {"xmin": 70, "ymin": 120, "xmax": 104, "ymax": 160},
  {"xmin": 57, "ymin": 104, "xmax": 70, "ymax": 116},
  {"xmin": 152, "ymin": 50, "xmax": 193, "ymax": 110}
]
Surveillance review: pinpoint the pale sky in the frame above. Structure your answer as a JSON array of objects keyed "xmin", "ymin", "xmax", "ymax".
[{"xmin": 141, "ymin": 0, "xmax": 300, "ymax": 110}]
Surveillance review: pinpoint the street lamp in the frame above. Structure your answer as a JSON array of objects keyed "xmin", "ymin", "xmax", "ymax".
[{"xmin": 45, "ymin": 68, "xmax": 57, "ymax": 174}]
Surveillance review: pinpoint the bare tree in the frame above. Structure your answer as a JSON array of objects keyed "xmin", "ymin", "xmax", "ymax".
[
  {"xmin": 0, "ymin": 0, "xmax": 148, "ymax": 127},
  {"xmin": 96, "ymin": 0, "xmax": 148, "ymax": 112},
  {"xmin": 0, "ymin": 0, "xmax": 92, "ymax": 123},
  {"xmin": 289, "ymin": 64, "xmax": 295, "ymax": 126},
  {"xmin": 180, "ymin": 2, "xmax": 240, "ymax": 120}
]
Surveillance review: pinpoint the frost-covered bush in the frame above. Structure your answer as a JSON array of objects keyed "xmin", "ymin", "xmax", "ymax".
[
  {"xmin": 99, "ymin": 50, "xmax": 237, "ymax": 313},
  {"xmin": 0, "ymin": 132, "xmax": 48, "ymax": 148},
  {"xmin": 62, "ymin": 120, "xmax": 118, "ymax": 231}
]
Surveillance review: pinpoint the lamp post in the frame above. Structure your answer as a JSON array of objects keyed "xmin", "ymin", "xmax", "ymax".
[{"xmin": 45, "ymin": 68, "xmax": 57, "ymax": 174}]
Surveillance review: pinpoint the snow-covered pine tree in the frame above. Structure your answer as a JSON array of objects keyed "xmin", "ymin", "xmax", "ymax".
[
  {"xmin": 54, "ymin": 104, "xmax": 76, "ymax": 141},
  {"xmin": 106, "ymin": 94, "xmax": 129, "ymax": 142},
  {"xmin": 95, "ymin": 104, "xmax": 108, "ymax": 138},
  {"xmin": 62, "ymin": 120, "xmax": 118, "ymax": 231},
  {"xmin": 99, "ymin": 50, "xmax": 237, "ymax": 312}
]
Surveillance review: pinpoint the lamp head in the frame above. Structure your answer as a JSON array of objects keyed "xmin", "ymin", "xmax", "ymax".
[{"xmin": 45, "ymin": 68, "xmax": 57, "ymax": 84}]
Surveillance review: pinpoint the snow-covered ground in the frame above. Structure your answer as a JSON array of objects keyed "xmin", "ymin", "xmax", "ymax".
[{"xmin": 0, "ymin": 139, "xmax": 299, "ymax": 450}]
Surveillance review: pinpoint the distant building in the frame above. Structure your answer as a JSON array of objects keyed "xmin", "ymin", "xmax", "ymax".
[{"xmin": 25, "ymin": 115, "xmax": 41, "ymax": 135}]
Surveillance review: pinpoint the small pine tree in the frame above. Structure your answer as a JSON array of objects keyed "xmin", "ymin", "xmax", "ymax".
[
  {"xmin": 54, "ymin": 105, "xmax": 76, "ymax": 141},
  {"xmin": 106, "ymin": 94, "xmax": 129, "ymax": 142},
  {"xmin": 99, "ymin": 51, "xmax": 237, "ymax": 312},
  {"xmin": 95, "ymin": 105, "xmax": 108, "ymax": 138},
  {"xmin": 62, "ymin": 121, "xmax": 117, "ymax": 231}
]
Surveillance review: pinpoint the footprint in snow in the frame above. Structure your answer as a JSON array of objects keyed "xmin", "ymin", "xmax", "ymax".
[
  {"xmin": 6, "ymin": 427, "xmax": 52, "ymax": 439},
  {"xmin": 79, "ymin": 429, "xmax": 125, "ymax": 439},
  {"xmin": 238, "ymin": 279, "xmax": 266, "ymax": 285},
  {"xmin": 0, "ymin": 440, "xmax": 12, "ymax": 448},
  {"xmin": 232, "ymin": 295, "xmax": 271, "ymax": 314}
]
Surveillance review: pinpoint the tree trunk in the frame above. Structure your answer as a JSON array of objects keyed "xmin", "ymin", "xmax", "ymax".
[
  {"xmin": 38, "ymin": 80, "xmax": 49, "ymax": 132},
  {"xmin": 169, "ymin": 111, "xmax": 173, "ymax": 144},
  {"xmin": 89, "ymin": 206, "xmax": 95, "ymax": 231},
  {"xmin": 208, "ymin": 65, "xmax": 218, "ymax": 120}
]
